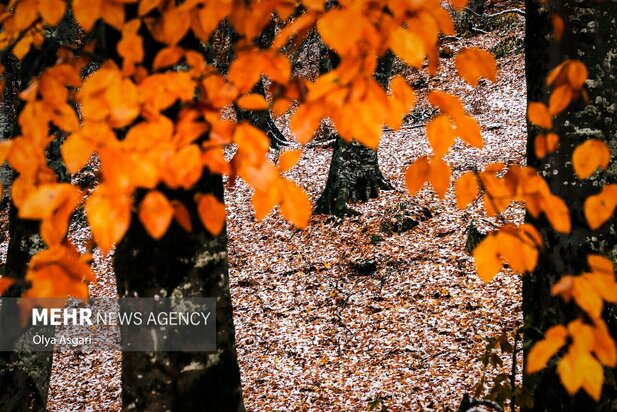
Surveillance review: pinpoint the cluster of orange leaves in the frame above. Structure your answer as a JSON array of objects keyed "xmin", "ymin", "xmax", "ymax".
[
  {"xmin": 0, "ymin": 0, "xmax": 613, "ymax": 402},
  {"xmin": 0, "ymin": 0, "xmax": 493, "ymax": 301}
]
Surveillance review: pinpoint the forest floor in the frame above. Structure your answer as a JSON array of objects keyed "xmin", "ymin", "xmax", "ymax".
[{"xmin": 20, "ymin": 3, "xmax": 527, "ymax": 411}]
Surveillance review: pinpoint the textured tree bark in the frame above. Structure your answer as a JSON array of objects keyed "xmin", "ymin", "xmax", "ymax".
[
  {"xmin": 315, "ymin": 48, "xmax": 394, "ymax": 216},
  {"xmin": 315, "ymin": 138, "xmax": 393, "ymax": 215},
  {"xmin": 523, "ymin": 0, "xmax": 617, "ymax": 410},
  {"xmin": 113, "ymin": 176, "xmax": 245, "ymax": 411}
]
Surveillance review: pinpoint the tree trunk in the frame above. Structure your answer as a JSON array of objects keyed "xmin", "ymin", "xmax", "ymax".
[
  {"xmin": 315, "ymin": 137, "xmax": 393, "ymax": 215},
  {"xmin": 113, "ymin": 175, "xmax": 245, "ymax": 411},
  {"xmin": 315, "ymin": 50, "xmax": 394, "ymax": 216},
  {"xmin": 523, "ymin": 0, "xmax": 617, "ymax": 410}
]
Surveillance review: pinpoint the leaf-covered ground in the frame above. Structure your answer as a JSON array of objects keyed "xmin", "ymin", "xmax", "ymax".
[{"xmin": 38, "ymin": 5, "xmax": 527, "ymax": 411}]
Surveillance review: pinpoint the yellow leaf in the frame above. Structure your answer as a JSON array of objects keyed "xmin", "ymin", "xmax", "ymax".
[
  {"xmin": 197, "ymin": 193, "xmax": 226, "ymax": 236},
  {"xmin": 584, "ymin": 184, "xmax": 617, "ymax": 230},
  {"xmin": 454, "ymin": 172, "xmax": 478, "ymax": 209},
  {"xmin": 455, "ymin": 47, "xmax": 497, "ymax": 86},
  {"xmin": 495, "ymin": 227, "xmax": 538, "ymax": 274},
  {"xmin": 592, "ymin": 319, "xmax": 617, "ymax": 367},
  {"xmin": 85, "ymin": 185, "xmax": 131, "ymax": 255},
  {"xmin": 526, "ymin": 325, "xmax": 568, "ymax": 374},
  {"xmin": 473, "ymin": 234, "xmax": 502, "ymax": 282},
  {"xmin": 389, "ymin": 27, "xmax": 426, "ymax": 68},
  {"xmin": 429, "ymin": 157, "xmax": 451, "ymax": 199},
  {"xmin": 587, "ymin": 254, "xmax": 614, "ymax": 275},
  {"xmin": 280, "ymin": 179, "xmax": 311, "ymax": 229},
  {"xmin": 426, "ymin": 115, "xmax": 456, "ymax": 157},
  {"xmin": 528, "ymin": 102, "xmax": 552, "ymax": 129},
  {"xmin": 572, "ymin": 139, "xmax": 611, "ymax": 179},
  {"xmin": 139, "ymin": 191, "xmax": 173, "ymax": 239},
  {"xmin": 557, "ymin": 349, "xmax": 584, "ymax": 397},
  {"xmin": 100, "ymin": 0, "xmax": 124, "ymax": 31},
  {"xmin": 405, "ymin": 157, "xmax": 430, "ymax": 196},
  {"xmin": 236, "ymin": 94, "xmax": 269, "ymax": 110},
  {"xmin": 279, "ymin": 150, "xmax": 302, "ymax": 173},
  {"xmin": 573, "ymin": 277, "xmax": 604, "ymax": 319}
]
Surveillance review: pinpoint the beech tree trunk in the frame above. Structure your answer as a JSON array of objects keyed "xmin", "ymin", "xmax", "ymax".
[
  {"xmin": 523, "ymin": 0, "xmax": 617, "ymax": 410},
  {"xmin": 315, "ymin": 47, "xmax": 394, "ymax": 215},
  {"xmin": 113, "ymin": 175, "xmax": 245, "ymax": 411}
]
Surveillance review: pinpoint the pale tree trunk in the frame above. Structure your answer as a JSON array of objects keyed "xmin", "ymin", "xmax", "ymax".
[{"xmin": 523, "ymin": 0, "xmax": 617, "ymax": 410}]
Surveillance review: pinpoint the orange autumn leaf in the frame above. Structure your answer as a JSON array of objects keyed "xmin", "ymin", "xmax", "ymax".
[
  {"xmin": 153, "ymin": 46, "xmax": 184, "ymax": 71},
  {"xmin": 449, "ymin": 0, "xmax": 469, "ymax": 11},
  {"xmin": 541, "ymin": 194, "xmax": 571, "ymax": 234},
  {"xmin": 252, "ymin": 186, "xmax": 281, "ymax": 221},
  {"xmin": 429, "ymin": 157, "xmax": 451, "ymax": 200},
  {"xmin": 548, "ymin": 85, "xmax": 573, "ymax": 115},
  {"xmin": 534, "ymin": 132, "xmax": 559, "ymax": 159},
  {"xmin": 61, "ymin": 132, "xmax": 95, "ymax": 175},
  {"xmin": 39, "ymin": 0, "xmax": 66, "ymax": 26},
  {"xmin": 572, "ymin": 139, "xmax": 611, "ymax": 179},
  {"xmin": 197, "ymin": 193, "xmax": 226, "ymax": 236},
  {"xmin": 528, "ymin": 102, "xmax": 553, "ymax": 129},
  {"xmin": 526, "ymin": 325, "xmax": 568, "ymax": 374},
  {"xmin": 584, "ymin": 184, "xmax": 617, "ymax": 230},
  {"xmin": 171, "ymin": 200, "xmax": 192, "ymax": 232},
  {"xmin": 426, "ymin": 115, "xmax": 456, "ymax": 157},
  {"xmin": 427, "ymin": 91, "xmax": 466, "ymax": 120},
  {"xmin": 455, "ymin": 48, "xmax": 497, "ymax": 87},
  {"xmin": 162, "ymin": 7, "xmax": 190, "ymax": 45},
  {"xmin": 389, "ymin": 27, "xmax": 426, "ymax": 68},
  {"xmin": 85, "ymin": 185, "xmax": 131, "ymax": 254},
  {"xmin": 279, "ymin": 150, "xmax": 303, "ymax": 173},
  {"xmin": 454, "ymin": 172, "xmax": 478, "ymax": 209},
  {"xmin": 279, "ymin": 179, "xmax": 311, "ymax": 229},
  {"xmin": 551, "ymin": 14, "xmax": 564, "ymax": 40},
  {"xmin": 558, "ymin": 342, "xmax": 604, "ymax": 400},
  {"xmin": 473, "ymin": 234, "xmax": 502, "ymax": 282},
  {"xmin": 456, "ymin": 115, "xmax": 483, "ymax": 148},
  {"xmin": 139, "ymin": 191, "xmax": 174, "ymax": 239},
  {"xmin": 0, "ymin": 277, "xmax": 15, "ymax": 295},
  {"xmin": 73, "ymin": 0, "xmax": 101, "ymax": 31},
  {"xmin": 405, "ymin": 157, "xmax": 430, "ymax": 196},
  {"xmin": 290, "ymin": 103, "xmax": 323, "ymax": 144},
  {"xmin": 237, "ymin": 94, "xmax": 269, "ymax": 110},
  {"xmin": 317, "ymin": 8, "xmax": 362, "ymax": 56}
]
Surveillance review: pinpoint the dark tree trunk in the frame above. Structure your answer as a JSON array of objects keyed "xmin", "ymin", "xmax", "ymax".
[
  {"xmin": 315, "ymin": 49, "xmax": 394, "ymax": 216},
  {"xmin": 211, "ymin": 20, "xmax": 287, "ymax": 149},
  {"xmin": 113, "ymin": 175, "xmax": 245, "ymax": 411},
  {"xmin": 523, "ymin": 0, "xmax": 617, "ymax": 410},
  {"xmin": 315, "ymin": 138, "xmax": 393, "ymax": 215}
]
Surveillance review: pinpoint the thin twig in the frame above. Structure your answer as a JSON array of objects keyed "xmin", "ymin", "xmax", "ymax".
[{"xmin": 464, "ymin": 8, "xmax": 526, "ymax": 18}]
